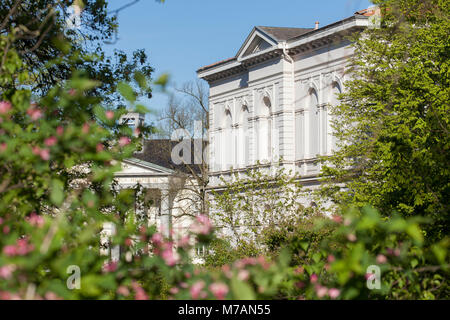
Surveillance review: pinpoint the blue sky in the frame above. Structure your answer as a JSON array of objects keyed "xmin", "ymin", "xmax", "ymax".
[{"xmin": 105, "ymin": 0, "xmax": 372, "ymax": 119}]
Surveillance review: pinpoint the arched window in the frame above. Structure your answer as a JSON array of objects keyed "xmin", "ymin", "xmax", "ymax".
[
  {"xmin": 237, "ymin": 104, "xmax": 250, "ymax": 168},
  {"xmin": 257, "ymin": 94, "xmax": 272, "ymax": 162},
  {"xmin": 329, "ymin": 82, "xmax": 342, "ymax": 152},
  {"xmin": 295, "ymin": 109, "xmax": 304, "ymax": 160},
  {"xmin": 222, "ymin": 107, "xmax": 233, "ymax": 170},
  {"xmin": 308, "ymin": 89, "xmax": 320, "ymax": 158}
]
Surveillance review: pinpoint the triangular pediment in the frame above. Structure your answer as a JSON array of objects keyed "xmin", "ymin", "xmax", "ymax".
[
  {"xmin": 119, "ymin": 158, "xmax": 174, "ymax": 176},
  {"xmin": 236, "ymin": 28, "xmax": 278, "ymax": 61}
]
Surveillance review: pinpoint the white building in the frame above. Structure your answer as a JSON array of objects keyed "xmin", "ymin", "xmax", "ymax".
[{"xmin": 197, "ymin": 9, "xmax": 376, "ymax": 195}]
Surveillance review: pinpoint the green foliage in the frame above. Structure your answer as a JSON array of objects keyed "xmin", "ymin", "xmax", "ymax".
[{"xmin": 320, "ymin": 0, "xmax": 450, "ymax": 241}]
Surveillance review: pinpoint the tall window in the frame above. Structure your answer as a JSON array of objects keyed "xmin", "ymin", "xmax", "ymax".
[
  {"xmin": 223, "ymin": 108, "xmax": 233, "ymax": 170},
  {"xmin": 237, "ymin": 105, "xmax": 249, "ymax": 168},
  {"xmin": 295, "ymin": 110, "xmax": 304, "ymax": 160},
  {"xmin": 258, "ymin": 95, "xmax": 272, "ymax": 162},
  {"xmin": 308, "ymin": 89, "xmax": 320, "ymax": 158},
  {"xmin": 330, "ymin": 82, "xmax": 341, "ymax": 152}
]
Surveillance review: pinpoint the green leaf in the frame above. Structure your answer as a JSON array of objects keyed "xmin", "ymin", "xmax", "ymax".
[
  {"xmin": 117, "ymin": 82, "xmax": 136, "ymax": 103},
  {"xmin": 50, "ymin": 179, "xmax": 64, "ymax": 206},
  {"xmin": 230, "ymin": 277, "xmax": 256, "ymax": 300}
]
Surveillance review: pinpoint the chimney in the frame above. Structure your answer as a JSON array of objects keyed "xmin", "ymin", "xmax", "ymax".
[{"xmin": 315, "ymin": 21, "xmax": 319, "ymax": 30}]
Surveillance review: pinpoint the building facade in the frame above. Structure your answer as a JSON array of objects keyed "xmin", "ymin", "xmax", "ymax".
[{"xmin": 198, "ymin": 9, "xmax": 376, "ymax": 195}]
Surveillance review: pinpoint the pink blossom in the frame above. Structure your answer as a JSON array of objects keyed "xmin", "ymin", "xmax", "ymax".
[
  {"xmin": 56, "ymin": 126, "xmax": 64, "ymax": 136},
  {"xmin": 0, "ymin": 101, "xmax": 11, "ymax": 114},
  {"xmin": 177, "ymin": 235, "xmax": 190, "ymax": 248},
  {"xmin": 103, "ymin": 261, "xmax": 118, "ymax": 273},
  {"xmin": 161, "ymin": 247, "xmax": 179, "ymax": 266},
  {"xmin": 169, "ymin": 287, "xmax": 179, "ymax": 295},
  {"xmin": 68, "ymin": 89, "xmax": 77, "ymax": 96},
  {"xmin": 96, "ymin": 143, "xmax": 104, "ymax": 152},
  {"xmin": 294, "ymin": 266, "xmax": 305, "ymax": 275},
  {"xmin": 117, "ymin": 286, "xmax": 130, "ymax": 296},
  {"xmin": 184, "ymin": 272, "xmax": 191, "ymax": 279},
  {"xmin": 209, "ymin": 283, "xmax": 228, "ymax": 300},
  {"xmin": 44, "ymin": 292, "xmax": 62, "ymax": 300},
  {"xmin": 131, "ymin": 281, "xmax": 148, "ymax": 300},
  {"xmin": 315, "ymin": 285, "xmax": 328, "ymax": 298},
  {"xmin": 118, "ymin": 136, "xmax": 131, "ymax": 147},
  {"xmin": 295, "ymin": 281, "xmax": 305, "ymax": 289},
  {"xmin": 0, "ymin": 143, "xmax": 6, "ymax": 153},
  {"xmin": 39, "ymin": 148, "xmax": 50, "ymax": 161},
  {"xmin": 222, "ymin": 265, "xmax": 232, "ymax": 278},
  {"xmin": 0, "ymin": 217, "xmax": 3, "ymax": 224},
  {"xmin": 0, "ymin": 265, "xmax": 16, "ymax": 279},
  {"xmin": 376, "ymin": 254, "xmax": 387, "ymax": 264},
  {"xmin": 180, "ymin": 282, "xmax": 188, "ymax": 289},
  {"xmin": 27, "ymin": 107, "xmax": 42, "ymax": 121},
  {"xmin": 365, "ymin": 273, "xmax": 376, "ymax": 281},
  {"xmin": 16, "ymin": 238, "xmax": 34, "ymax": 255},
  {"xmin": 27, "ymin": 212, "xmax": 44, "ymax": 228},
  {"xmin": 237, "ymin": 269, "xmax": 250, "ymax": 281},
  {"xmin": 327, "ymin": 255, "xmax": 335, "ymax": 263},
  {"xmin": 347, "ymin": 234, "xmax": 357, "ymax": 242},
  {"xmin": 190, "ymin": 281, "xmax": 205, "ymax": 299},
  {"xmin": 105, "ymin": 110, "xmax": 115, "ymax": 120},
  {"xmin": 3, "ymin": 226, "xmax": 10, "ymax": 234},
  {"xmin": 44, "ymin": 136, "xmax": 57, "ymax": 147},
  {"xmin": 82, "ymin": 123, "xmax": 90, "ymax": 134},
  {"xmin": 331, "ymin": 215, "xmax": 343, "ymax": 224},
  {"xmin": 190, "ymin": 214, "xmax": 213, "ymax": 235},
  {"xmin": 310, "ymin": 273, "xmax": 318, "ymax": 283},
  {"xmin": 151, "ymin": 233, "xmax": 163, "ymax": 246},
  {"xmin": 3, "ymin": 245, "xmax": 17, "ymax": 256},
  {"xmin": 32, "ymin": 146, "xmax": 41, "ymax": 155},
  {"xmin": 328, "ymin": 288, "xmax": 340, "ymax": 299}
]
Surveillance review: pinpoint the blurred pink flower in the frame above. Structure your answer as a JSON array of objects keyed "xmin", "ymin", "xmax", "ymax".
[
  {"xmin": 190, "ymin": 281, "xmax": 205, "ymax": 299},
  {"xmin": 117, "ymin": 286, "xmax": 130, "ymax": 296},
  {"xmin": 44, "ymin": 292, "xmax": 62, "ymax": 300},
  {"xmin": 56, "ymin": 126, "xmax": 64, "ymax": 136},
  {"xmin": 44, "ymin": 136, "xmax": 57, "ymax": 147},
  {"xmin": 27, "ymin": 212, "xmax": 44, "ymax": 228},
  {"xmin": 27, "ymin": 107, "xmax": 42, "ymax": 121},
  {"xmin": 315, "ymin": 285, "xmax": 328, "ymax": 298},
  {"xmin": 0, "ymin": 143, "xmax": 6, "ymax": 153},
  {"xmin": 118, "ymin": 136, "xmax": 131, "ymax": 147},
  {"xmin": 331, "ymin": 215, "xmax": 343, "ymax": 224},
  {"xmin": 190, "ymin": 214, "xmax": 212, "ymax": 235},
  {"xmin": 68, "ymin": 89, "xmax": 77, "ymax": 96},
  {"xmin": 347, "ymin": 234, "xmax": 357, "ymax": 242},
  {"xmin": 209, "ymin": 283, "xmax": 228, "ymax": 300},
  {"xmin": 161, "ymin": 247, "xmax": 179, "ymax": 266},
  {"xmin": 96, "ymin": 143, "xmax": 104, "ymax": 152},
  {"xmin": 0, "ymin": 101, "xmax": 11, "ymax": 114},
  {"xmin": 103, "ymin": 261, "xmax": 118, "ymax": 273},
  {"xmin": 310, "ymin": 273, "xmax": 318, "ymax": 283},
  {"xmin": 131, "ymin": 281, "xmax": 148, "ymax": 300},
  {"xmin": 105, "ymin": 110, "xmax": 115, "ymax": 120},
  {"xmin": 169, "ymin": 287, "xmax": 179, "ymax": 295},
  {"xmin": 0, "ymin": 265, "xmax": 15, "ymax": 279},
  {"xmin": 327, "ymin": 255, "xmax": 335, "ymax": 263},
  {"xmin": 82, "ymin": 123, "xmax": 90, "ymax": 134},
  {"xmin": 39, "ymin": 148, "xmax": 50, "ymax": 161},
  {"xmin": 3, "ymin": 226, "xmax": 10, "ymax": 234},
  {"xmin": 328, "ymin": 288, "xmax": 340, "ymax": 299},
  {"xmin": 151, "ymin": 233, "xmax": 163, "ymax": 246},
  {"xmin": 237, "ymin": 269, "xmax": 250, "ymax": 281},
  {"xmin": 376, "ymin": 254, "xmax": 387, "ymax": 264},
  {"xmin": 3, "ymin": 245, "xmax": 17, "ymax": 256}
]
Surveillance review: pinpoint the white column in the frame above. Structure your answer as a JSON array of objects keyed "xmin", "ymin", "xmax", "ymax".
[{"xmin": 160, "ymin": 188, "xmax": 172, "ymax": 239}]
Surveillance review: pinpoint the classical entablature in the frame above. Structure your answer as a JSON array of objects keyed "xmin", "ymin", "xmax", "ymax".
[{"xmin": 197, "ymin": 14, "xmax": 371, "ymax": 83}]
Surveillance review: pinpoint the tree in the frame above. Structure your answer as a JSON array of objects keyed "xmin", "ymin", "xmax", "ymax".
[
  {"xmin": 157, "ymin": 80, "xmax": 210, "ymax": 218},
  {"xmin": 320, "ymin": 0, "xmax": 449, "ymax": 241},
  {"xmin": 0, "ymin": 0, "xmax": 154, "ymax": 106}
]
